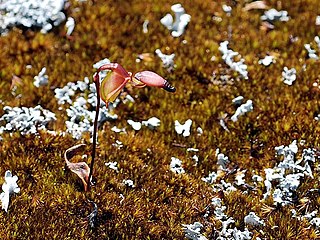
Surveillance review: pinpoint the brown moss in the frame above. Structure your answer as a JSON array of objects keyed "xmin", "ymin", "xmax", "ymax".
[{"xmin": 1, "ymin": 0, "xmax": 320, "ymax": 239}]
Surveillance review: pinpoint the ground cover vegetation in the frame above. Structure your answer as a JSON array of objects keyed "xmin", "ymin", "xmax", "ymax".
[{"xmin": 1, "ymin": 0, "xmax": 320, "ymax": 239}]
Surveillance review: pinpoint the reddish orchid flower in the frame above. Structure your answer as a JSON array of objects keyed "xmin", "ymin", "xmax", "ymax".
[
  {"xmin": 85, "ymin": 63, "xmax": 176, "ymax": 190},
  {"xmin": 93, "ymin": 63, "xmax": 176, "ymax": 103}
]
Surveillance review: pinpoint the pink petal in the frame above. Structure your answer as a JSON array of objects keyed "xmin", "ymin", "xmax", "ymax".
[
  {"xmin": 99, "ymin": 63, "xmax": 130, "ymax": 78},
  {"xmin": 134, "ymin": 71, "xmax": 166, "ymax": 87},
  {"xmin": 134, "ymin": 71, "xmax": 176, "ymax": 92}
]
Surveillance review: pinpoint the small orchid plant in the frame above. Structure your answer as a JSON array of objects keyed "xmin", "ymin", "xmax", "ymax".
[{"xmin": 66, "ymin": 63, "xmax": 175, "ymax": 191}]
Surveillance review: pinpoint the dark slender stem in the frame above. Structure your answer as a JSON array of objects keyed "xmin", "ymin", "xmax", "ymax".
[{"xmin": 88, "ymin": 73, "xmax": 101, "ymax": 189}]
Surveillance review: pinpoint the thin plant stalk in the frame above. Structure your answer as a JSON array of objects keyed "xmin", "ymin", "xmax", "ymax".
[{"xmin": 88, "ymin": 73, "xmax": 106, "ymax": 188}]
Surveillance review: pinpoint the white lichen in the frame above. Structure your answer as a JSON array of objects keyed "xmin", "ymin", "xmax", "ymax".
[
  {"xmin": 244, "ymin": 212, "xmax": 265, "ymax": 226},
  {"xmin": 170, "ymin": 157, "xmax": 185, "ymax": 174},
  {"xmin": 263, "ymin": 141, "xmax": 317, "ymax": 206},
  {"xmin": 310, "ymin": 218, "xmax": 320, "ymax": 229},
  {"xmin": 304, "ymin": 44, "xmax": 318, "ymax": 59},
  {"xmin": 112, "ymin": 140, "xmax": 123, "ymax": 149},
  {"xmin": 217, "ymin": 153, "xmax": 230, "ymax": 169},
  {"xmin": 155, "ymin": 49, "xmax": 175, "ymax": 70},
  {"xmin": 66, "ymin": 17, "xmax": 75, "ymax": 36},
  {"xmin": 232, "ymin": 96, "xmax": 244, "ymax": 105},
  {"xmin": 33, "ymin": 67, "xmax": 48, "ymax": 87},
  {"xmin": 205, "ymin": 197, "xmax": 253, "ymax": 239},
  {"xmin": 304, "ymin": 36, "xmax": 320, "ymax": 60},
  {"xmin": 0, "ymin": 0, "xmax": 66, "ymax": 35},
  {"xmin": 142, "ymin": 117, "xmax": 161, "ymax": 129},
  {"xmin": 261, "ymin": 8, "xmax": 289, "ymax": 22},
  {"xmin": 282, "ymin": 67, "xmax": 296, "ymax": 85},
  {"xmin": 202, "ymin": 172, "xmax": 218, "ymax": 184},
  {"xmin": 111, "ymin": 126, "xmax": 126, "ymax": 133},
  {"xmin": 192, "ymin": 155, "xmax": 199, "ymax": 166},
  {"xmin": 197, "ymin": 127, "xmax": 203, "ymax": 135},
  {"xmin": 142, "ymin": 19, "xmax": 149, "ymax": 33},
  {"xmin": 258, "ymin": 55, "xmax": 275, "ymax": 66},
  {"xmin": 175, "ymin": 119, "xmax": 192, "ymax": 137},
  {"xmin": 105, "ymin": 161, "xmax": 119, "ymax": 172},
  {"xmin": 0, "ymin": 170, "xmax": 20, "ymax": 212},
  {"xmin": 314, "ymin": 36, "xmax": 320, "ymax": 49},
  {"xmin": 252, "ymin": 174, "xmax": 263, "ymax": 182},
  {"xmin": 219, "ymin": 117, "xmax": 229, "ymax": 132},
  {"xmin": 316, "ymin": 16, "xmax": 320, "ymax": 26},
  {"xmin": 182, "ymin": 222, "xmax": 208, "ymax": 240},
  {"xmin": 123, "ymin": 179, "xmax": 135, "ymax": 188},
  {"xmin": 231, "ymin": 100, "xmax": 253, "ymax": 122},
  {"xmin": 187, "ymin": 148, "xmax": 199, "ymax": 152},
  {"xmin": 219, "ymin": 41, "xmax": 249, "ymax": 79},
  {"xmin": 160, "ymin": 3, "xmax": 191, "ymax": 37},
  {"xmin": 235, "ymin": 170, "xmax": 246, "ymax": 186},
  {"xmin": 222, "ymin": 5, "xmax": 232, "ymax": 15},
  {"xmin": 127, "ymin": 120, "xmax": 142, "ymax": 131},
  {"xmin": 0, "ymin": 105, "xmax": 56, "ymax": 135}
]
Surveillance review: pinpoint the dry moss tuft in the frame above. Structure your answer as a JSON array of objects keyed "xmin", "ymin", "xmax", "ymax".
[{"xmin": 1, "ymin": 0, "xmax": 320, "ymax": 239}]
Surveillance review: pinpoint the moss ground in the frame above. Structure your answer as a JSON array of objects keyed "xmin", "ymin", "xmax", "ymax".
[{"xmin": 1, "ymin": 0, "xmax": 320, "ymax": 239}]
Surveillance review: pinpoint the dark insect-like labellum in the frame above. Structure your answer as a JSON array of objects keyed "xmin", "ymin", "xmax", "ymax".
[{"xmin": 163, "ymin": 80, "xmax": 176, "ymax": 92}]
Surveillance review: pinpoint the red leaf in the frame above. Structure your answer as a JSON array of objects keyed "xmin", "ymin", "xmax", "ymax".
[{"xmin": 64, "ymin": 144, "xmax": 90, "ymax": 191}]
